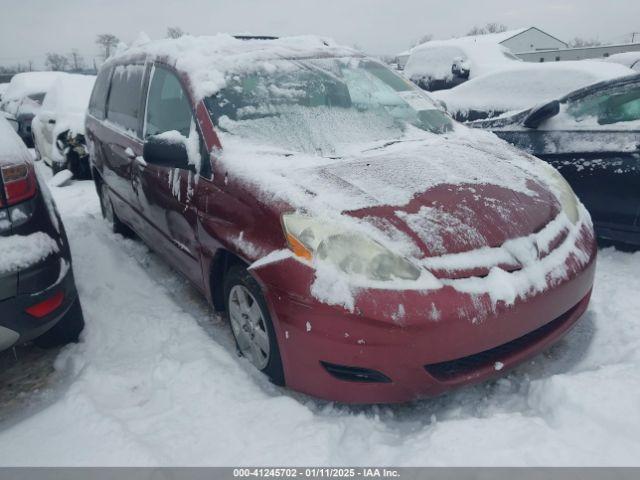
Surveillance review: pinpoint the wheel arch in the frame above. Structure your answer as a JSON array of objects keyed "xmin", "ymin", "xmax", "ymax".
[{"xmin": 209, "ymin": 249, "xmax": 249, "ymax": 312}]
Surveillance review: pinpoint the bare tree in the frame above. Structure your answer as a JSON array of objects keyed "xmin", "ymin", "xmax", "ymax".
[
  {"xmin": 96, "ymin": 33, "xmax": 119, "ymax": 59},
  {"xmin": 485, "ymin": 23, "xmax": 508, "ymax": 34},
  {"xmin": 413, "ymin": 33, "xmax": 433, "ymax": 47},
  {"xmin": 569, "ymin": 37, "xmax": 602, "ymax": 48},
  {"xmin": 167, "ymin": 26, "xmax": 185, "ymax": 39},
  {"xmin": 69, "ymin": 49, "xmax": 84, "ymax": 71},
  {"xmin": 467, "ymin": 25, "xmax": 486, "ymax": 36},
  {"xmin": 45, "ymin": 52, "xmax": 69, "ymax": 71},
  {"xmin": 467, "ymin": 23, "xmax": 509, "ymax": 36}
]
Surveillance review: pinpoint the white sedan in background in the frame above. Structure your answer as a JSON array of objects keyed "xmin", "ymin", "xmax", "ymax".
[{"xmin": 32, "ymin": 73, "xmax": 95, "ymax": 178}]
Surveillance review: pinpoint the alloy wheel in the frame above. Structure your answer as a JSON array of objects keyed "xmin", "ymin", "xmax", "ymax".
[{"xmin": 228, "ymin": 284, "xmax": 271, "ymax": 370}]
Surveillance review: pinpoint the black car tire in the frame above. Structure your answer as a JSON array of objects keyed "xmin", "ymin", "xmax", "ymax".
[
  {"xmin": 99, "ymin": 181, "xmax": 132, "ymax": 236},
  {"xmin": 35, "ymin": 297, "xmax": 85, "ymax": 349},
  {"xmin": 223, "ymin": 265, "xmax": 285, "ymax": 386},
  {"xmin": 51, "ymin": 162, "xmax": 65, "ymax": 176},
  {"xmin": 66, "ymin": 151, "xmax": 92, "ymax": 180}
]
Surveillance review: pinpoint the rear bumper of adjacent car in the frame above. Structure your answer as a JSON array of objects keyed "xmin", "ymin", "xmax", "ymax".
[
  {"xmin": 252, "ymin": 226, "xmax": 597, "ymax": 404},
  {"xmin": 0, "ymin": 257, "xmax": 78, "ymax": 351},
  {"xmin": 595, "ymin": 221, "xmax": 640, "ymax": 248}
]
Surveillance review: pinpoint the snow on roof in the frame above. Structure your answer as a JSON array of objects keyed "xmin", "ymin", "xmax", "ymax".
[
  {"xmin": 405, "ymin": 38, "xmax": 519, "ymax": 80},
  {"xmin": 432, "ymin": 60, "xmax": 635, "ymax": 116},
  {"xmin": 106, "ymin": 34, "xmax": 359, "ymax": 101},
  {"xmin": 41, "ymin": 74, "xmax": 96, "ymax": 114},
  {"xmin": 1, "ymin": 71, "xmax": 64, "ymax": 104}
]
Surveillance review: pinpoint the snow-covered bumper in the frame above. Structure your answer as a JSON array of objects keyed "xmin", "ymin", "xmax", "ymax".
[
  {"xmin": 252, "ymin": 223, "xmax": 597, "ymax": 404},
  {"xmin": 0, "ymin": 253, "xmax": 77, "ymax": 351}
]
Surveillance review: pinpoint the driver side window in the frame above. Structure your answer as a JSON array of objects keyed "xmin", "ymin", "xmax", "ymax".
[
  {"xmin": 145, "ymin": 66, "xmax": 193, "ymax": 138},
  {"xmin": 567, "ymin": 85, "xmax": 640, "ymax": 125}
]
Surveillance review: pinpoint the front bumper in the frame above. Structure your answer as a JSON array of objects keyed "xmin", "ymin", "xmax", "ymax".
[
  {"xmin": 253, "ymin": 226, "xmax": 597, "ymax": 404},
  {"xmin": 0, "ymin": 258, "xmax": 78, "ymax": 351}
]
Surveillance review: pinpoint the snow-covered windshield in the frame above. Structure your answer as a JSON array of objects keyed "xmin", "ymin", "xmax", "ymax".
[{"xmin": 205, "ymin": 57, "xmax": 452, "ymax": 155}]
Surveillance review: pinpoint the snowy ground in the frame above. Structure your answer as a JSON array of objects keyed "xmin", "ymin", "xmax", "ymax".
[{"xmin": 0, "ymin": 161, "xmax": 639, "ymax": 466}]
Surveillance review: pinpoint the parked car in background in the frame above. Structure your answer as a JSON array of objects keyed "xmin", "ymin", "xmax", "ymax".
[
  {"xmin": 32, "ymin": 74, "xmax": 96, "ymax": 178},
  {"xmin": 86, "ymin": 34, "xmax": 596, "ymax": 403},
  {"xmin": 470, "ymin": 73, "xmax": 640, "ymax": 248},
  {"xmin": 1, "ymin": 111, "xmax": 18, "ymax": 133},
  {"xmin": 0, "ymin": 83, "xmax": 8, "ymax": 103},
  {"xmin": 433, "ymin": 60, "xmax": 634, "ymax": 122},
  {"xmin": 0, "ymin": 72, "xmax": 63, "ymax": 147},
  {"xmin": 605, "ymin": 51, "xmax": 640, "ymax": 72},
  {"xmin": 0, "ymin": 116, "xmax": 84, "ymax": 352},
  {"xmin": 404, "ymin": 36, "xmax": 521, "ymax": 92}
]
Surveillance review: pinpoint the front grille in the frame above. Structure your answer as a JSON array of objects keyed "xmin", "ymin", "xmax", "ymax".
[
  {"xmin": 424, "ymin": 301, "xmax": 580, "ymax": 382},
  {"xmin": 321, "ymin": 361, "xmax": 391, "ymax": 383}
]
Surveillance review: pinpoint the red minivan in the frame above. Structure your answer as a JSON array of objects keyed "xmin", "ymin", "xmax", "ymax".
[{"xmin": 85, "ymin": 35, "xmax": 596, "ymax": 403}]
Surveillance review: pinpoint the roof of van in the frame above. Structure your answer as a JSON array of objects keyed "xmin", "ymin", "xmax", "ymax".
[{"xmin": 105, "ymin": 33, "xmax": 359, "ymax": 101}]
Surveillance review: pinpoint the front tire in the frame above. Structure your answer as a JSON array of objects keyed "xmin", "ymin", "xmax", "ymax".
[
  {"xmin": 35, "ymin": 297, "xmax": 85, "ymax": 348},
  {"xmin": 223, "ymin": 265, "xmax": 285, "ymax": 386}
]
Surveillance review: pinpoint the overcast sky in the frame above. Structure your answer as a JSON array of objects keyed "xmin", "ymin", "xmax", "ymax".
[{"xmin": 2, "ymin": 0, "xmax": 639, "ymax": 68}]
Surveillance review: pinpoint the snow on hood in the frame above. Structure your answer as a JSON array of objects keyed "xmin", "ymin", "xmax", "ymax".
[
  {"xmin": 222, "ymin": 125, "xmax": 570, "ymax": 254},
  {"xmin": 433, "ymin": 60, "xmax": 634, "ymax": 116},
  {"xmin": 105, "ymin": 34, "xmax": 358, "ymax": 101},
  {"xmin": 224, "ymin": 124, "xmax": 593, "ymax": 307}
]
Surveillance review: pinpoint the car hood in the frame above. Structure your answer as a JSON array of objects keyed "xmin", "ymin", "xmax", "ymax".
[{"xmin": 222, "ymin": 131, "xmax": 561, "ymax": 259}]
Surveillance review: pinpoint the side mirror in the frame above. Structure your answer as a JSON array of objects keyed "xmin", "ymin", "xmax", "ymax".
[
  {"xmin": 143, "ymin": 134, "xmax": 194, "ymax": 171},
  {"xmin": 523, "ymin": 100, "xmax": 560, "ymax": 129}
]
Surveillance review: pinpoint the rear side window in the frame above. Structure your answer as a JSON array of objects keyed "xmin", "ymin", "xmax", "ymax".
[
  {"xmin": 106, "ymin": 64, "xmax": 145, "ymax": 134},
  {"xmin": 88, "ymin": 66, "xmax": 112, "ymax": 119}
]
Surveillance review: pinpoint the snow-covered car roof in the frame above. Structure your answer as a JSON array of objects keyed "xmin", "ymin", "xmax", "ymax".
[
  {"xmin": 404, "ymin": 36, "xmax": 521, "ymax": 81},
  {"xmin": 40, "ymin": 74, "xmax": 96, "ymax": 114},
  {"xmin": 605, "ymin": 51, "xmax": 640, "ymax": 71},
  {"xmin": 1, "ymin": 71, "xmax": 64, "ymax": 105},
  {"xmin": 432, "ymin": 60, "xmax": 635, "ymax": 118},
  {"xmin": 106, "ymin": 34, "xmax": 360, "ymax": 101}
]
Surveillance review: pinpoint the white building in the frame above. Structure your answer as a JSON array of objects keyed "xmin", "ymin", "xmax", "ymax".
[
  {"xmin": 517, "ymin": 42, "xmax": 640, "ymax": 63},
  {"xmin": 397, "ymin": 26, "xmax": 566, "ymax": 69},
  {"xmin": 496, "ymin": 27, "xmax": 567, "ymax": 53}
]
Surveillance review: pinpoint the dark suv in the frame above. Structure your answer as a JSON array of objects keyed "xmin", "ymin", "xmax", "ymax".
[{"xmin": 0, "ymin": 117, "xmax": 84, "ymax": 351}]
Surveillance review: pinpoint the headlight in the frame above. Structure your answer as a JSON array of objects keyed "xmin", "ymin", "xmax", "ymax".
[
  {"xmin": 538, "ymin": 162, "xmax": 579, "ymax": 224},
  {"xmin": 282, "ymin": 214, "xmax": 421, "ymax": 282}
]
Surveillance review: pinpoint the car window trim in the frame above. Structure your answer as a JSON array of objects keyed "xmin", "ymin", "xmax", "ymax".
[
  {"xmin": 141, "ymin": 62, "xmax": 212, "ymax": 179},
  {"xmin": 104, "ymin": 62, "xmax": 147, "ymax": 139}
]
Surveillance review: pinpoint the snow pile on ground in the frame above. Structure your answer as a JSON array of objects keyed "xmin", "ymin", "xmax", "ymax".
[
  {"xmin": 0, "ymin": 166, "xmax": 638, "ymax": 465},
  {"xmin": 433, "ymin": 61, "xmax": 634, "ymax": 117}
]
